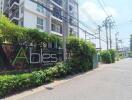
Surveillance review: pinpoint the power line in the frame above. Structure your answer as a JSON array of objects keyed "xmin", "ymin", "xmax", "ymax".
[
  {"xmin": 103, "ymin": 17, "xmax": 109, "ymax": 50},
  {"xmin": 97, "ymin": 0, "xmax": 109, "ymax": 16},
  {"xmin": 30, "ymin": 0, "xmax": 106, "ymax": 43},
  {"xmin": 80, "ymin": 9, "xmax": 98, "ymax": 27},
  {"xmin": 102, "ymin": 0, "xmax": 119, "ymax": 33},
  {"xmin": 97, "ymin": 0, "xmax": 121, "ymax": 49},
  {"xmin": 31, "ymin": 0, "xmax": 100, "ymax": 35},
  {"xmin": 97, "ymin": 0, "xmax": 119, "ymax": 33}
]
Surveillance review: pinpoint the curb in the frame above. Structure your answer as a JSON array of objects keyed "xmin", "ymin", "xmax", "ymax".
[
  {"xmin": 4, "ymin": 65, "xmax": 105, "ymax": 100},
  {"xmin": 4, "ymin": 71, "xmax": 94, "ymax": 100}
]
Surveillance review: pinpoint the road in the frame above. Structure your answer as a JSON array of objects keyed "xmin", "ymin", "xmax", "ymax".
[{"xmin": 20, "ymin": 58, "xmax": 132, "ymax": 100}]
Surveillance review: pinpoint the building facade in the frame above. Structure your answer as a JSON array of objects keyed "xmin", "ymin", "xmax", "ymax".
[
  {"xmin": 3, "ymin": 0, "xmax": 79, "ymax": 37},
  {"xmin": 0, "ymin": 0, "xmax": 4, "ymax": 14}
]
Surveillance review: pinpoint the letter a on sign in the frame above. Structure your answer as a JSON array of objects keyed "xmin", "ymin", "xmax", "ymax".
[{"xmin": 12, "ymin": 47, "xmax": 29, "ymax": 65}]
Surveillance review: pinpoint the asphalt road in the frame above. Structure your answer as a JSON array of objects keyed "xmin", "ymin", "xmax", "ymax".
[{"xmin": 20, "ymin": 58, "xmax": 132, "ymax": 100}]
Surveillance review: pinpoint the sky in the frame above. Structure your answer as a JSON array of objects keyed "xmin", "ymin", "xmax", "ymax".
[{"xmin": 78, "ymin": 0, "xmax": 132, "ymax": 49}]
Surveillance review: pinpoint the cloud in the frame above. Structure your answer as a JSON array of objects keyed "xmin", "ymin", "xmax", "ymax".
[{"xmin": 79, "ymin": 1, "xmax": 118, "ymax": 24}]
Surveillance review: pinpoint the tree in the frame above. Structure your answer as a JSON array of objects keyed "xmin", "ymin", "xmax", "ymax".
[
  {"xmin": 0, "ymin": 14, "xmax": 61, "ymax": 45},
  {"xmin": 0, "ymin": 14, "xmax": 26, "ymax": 43}
]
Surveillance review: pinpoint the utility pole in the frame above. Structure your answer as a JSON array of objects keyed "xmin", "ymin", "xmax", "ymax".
[
  {"xmin": 84, "ymin": 30, "xmax": 87, "ymax": 41},
  {"xmin": 84, "ymin": 30, "xmax": 91, "ymax": 41},
  {"xmin": 115, "ymin": 32, "xmax": 119, "ymax": 51},
  {"xmin": 108, "ymin": 17, "xmax": 115, "ymax": 49},
  {"xmin": 103, "ymin": 17, "xmax": 109, "ymax": 50},
  {"xmin": 109, "ymin": 21, "xmax": 112, "ymax": 49},
  {"xmin": 98, "ymin": 25, "xmax": 102, "ymax": 51},
  {"xmin": 62, "ymin": 1, "xmax": 68, "ymax": 62}
]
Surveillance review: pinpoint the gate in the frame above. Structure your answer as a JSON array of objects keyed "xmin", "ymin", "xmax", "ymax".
[{"xmin": 93, "ymin": 54, "xmax": 99, "ymax": 69}]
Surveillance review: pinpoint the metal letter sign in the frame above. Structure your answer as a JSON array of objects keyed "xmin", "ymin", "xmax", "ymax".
[
  {"xmin": 12, "ymin": 47, "xmax": 29, "ymax": 65},
  {"xmin": 29, "ymin": 47, "xmax": 58, "ymax": 65},
  {"xmin": 0, "ymin": 43, "xmax": 63, "ymax": 69}
]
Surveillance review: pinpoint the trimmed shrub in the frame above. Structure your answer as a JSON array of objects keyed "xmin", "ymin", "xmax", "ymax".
[
  {"xmin": 66, "ymin": 36, "xmax": 96, "ymax": 73},
  {"xmin": 109, "ymin": 49, "xmax": 116, "ymax": 63},
  {"xmin": 128, "ymin": 51, "xmax": 132, "ymax": 57},
  {"xmin": 118, "ymin": 53, "xmax": 124, "ymax": 59},
  {"xmin": 100, "ymin": 50, "xmax": 112, "ymax": 64},
  {"xmin": 0, "ymin": 74, "xmax": 32, "ymax": 98},
  {"xmin": 53, "ymin": 62, "xmax": 71, "ymax": 78},
  {"xmin": 0, "ymin": 62, "xmax": 72, "ymax": 98}
]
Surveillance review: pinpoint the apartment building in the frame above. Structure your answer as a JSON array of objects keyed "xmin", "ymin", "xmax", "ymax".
[
  {"xmin": 3, "ymin": 0, "xmax": 79, "ymax": 37},
  {"xmin": 0, "ymin": 0, "xmax": 4, "ymax": 14},
  {"xmin": 68, "ymin": 0, "xmax": 79, "ymax": 36}
]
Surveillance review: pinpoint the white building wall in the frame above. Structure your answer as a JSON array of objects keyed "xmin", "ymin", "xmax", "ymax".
[
  {"xmin": 0, "ymin": 0, "xmax": 4, "ymax": 14},
  {"xmin": 20, "ymin": 0, "xmax": 47, "ymax": 31},
  {"xmin": 68, "ymin": 0, "xmax": 79, "ymax": 37},
  {"xmin": 2, "ymin": 0, "xmax": 79, "ymax": 36},
  {"xmin": 23, "ymin": 11, "xmax": 37, "ymax": 29}
]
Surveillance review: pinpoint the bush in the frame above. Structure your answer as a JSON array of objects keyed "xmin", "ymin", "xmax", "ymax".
[
  {"xmin": 0, "ymin": 74, "xmax": 32, "ymax": 98},
  {"xmin": 66, "ymin": 36, "xmax": 96, "ymax": 73},
  {"xmin": 128, "ymin": 51, "xmax": 132, "ymax": 57},
  {"xmin": 108, "ymin": 49, "xmax": 116, "ymax": 63},
  {"xmin": 0, "ymin": 62, "xmax": 72, "ymax": 98},
  {"xmin": 53, "ymin": 62, "xmax": 71, "ymax": 78},
  {"xmin": 115, "ymin": 52, "xmax": 119, "ymax": 61},
  {"xmin": 118, "ymin": 52, "xmax": 124, "ymax": 59},
  {"xmin": 100, "ymin": 50, "xmax": 112, "ymax": 64}
]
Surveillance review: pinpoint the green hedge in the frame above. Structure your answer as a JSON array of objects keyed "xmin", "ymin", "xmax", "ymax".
[
  {"xmin": 100, "ymin": 49, "xmax": 116, "ymax": 64},
  {"xmin": 100, "ymin": 50, "xmax": 112, "ymax": 64},
  {"xmin": 128, "ymin": 51, "xmax": 132, "ymax": 57},
  {"xmin": 108, "ymin": 49, "xmax": 116, "ymax": 63},
  {"xmin": 66, "ymin": 36, "xmax": 96, "ymax": 73},
  {"xmin": 0, "ymin": 63, "xmax": 71, "ymax": 98}
]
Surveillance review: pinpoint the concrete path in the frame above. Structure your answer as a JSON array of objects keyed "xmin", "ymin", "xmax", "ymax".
[{"xmin": 18, "ymin": 58, "xmax": 132, "ymax": 100}]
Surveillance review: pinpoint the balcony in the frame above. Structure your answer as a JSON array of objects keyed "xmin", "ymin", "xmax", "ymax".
[
  {"xmin": 52, "ymin": 5, "xmax": 62, "ymax": 20},
  {"xmin": 51, "ymin": 19, "xmax": 62, "ymax": 35},
  {"xmin": 9, "ymin": 0, "xmax": 19, "ymax": 9},
  {"xmin": 52, "ymin": 12, "xmax": 62, "ymax": 20},
  {"xmin": 52, "ymin": 0, "xmax": 62, "ymax": 6},
  {"xmin": 69, "ymin": 0, "xmax": 78, "ymax": 5},
  {"xmin": 10, "ymin": 11, "xmax": 19, "ymax": 21}
]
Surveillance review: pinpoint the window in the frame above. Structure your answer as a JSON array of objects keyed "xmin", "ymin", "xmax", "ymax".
[
  {"xmin": 37, "ymin": 4, "xmax": 44, "ymax": 13},
  {"xmin": 52, "ymin": 5, "xmax": 62, "ymax": 20},
  {"xmin": 53, "ymin": 0, "xmax": 62, "ymax": 6},
  {"xmin": 70, "ymin": 28, "xmax": 73, "ymax": 33},
  {"xmin": 69, "ymin": 5, "xmax": 73, "ymax": 11},
  {"xmin": 20, "ymin": 18, "xmax": 24, "ymax": 26},
  {"xmin": 37, "ymin": 0, "xmax": 44, "ymax": 4},
  {"xmin": 37, "ymin": 17, "xmax": 43, "ymax": 30},
  {"xmin": 69, "ymin": 17, "xmax": 73, "ymax": 25},
  {"xmin": 51, "ymin": 22, "xmax": 62, "ymax": 34},
  {"xmin": 21, "ymin": 6, "xmax": 24, "ymax": 14}
]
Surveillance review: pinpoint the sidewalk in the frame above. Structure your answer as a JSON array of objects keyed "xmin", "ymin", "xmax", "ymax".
[
  {"xmin": 5, "ymin": 58, "xmax": 132, "ymax": 100},
  {"xmin": 4, "ymin": 70, "xmax": 96, "ymax": 100}
]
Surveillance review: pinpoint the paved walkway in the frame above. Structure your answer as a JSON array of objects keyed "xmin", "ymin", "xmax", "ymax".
[{"xmin": 14, "ymin": 58, "xmax": 132, "ymax": 100}]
